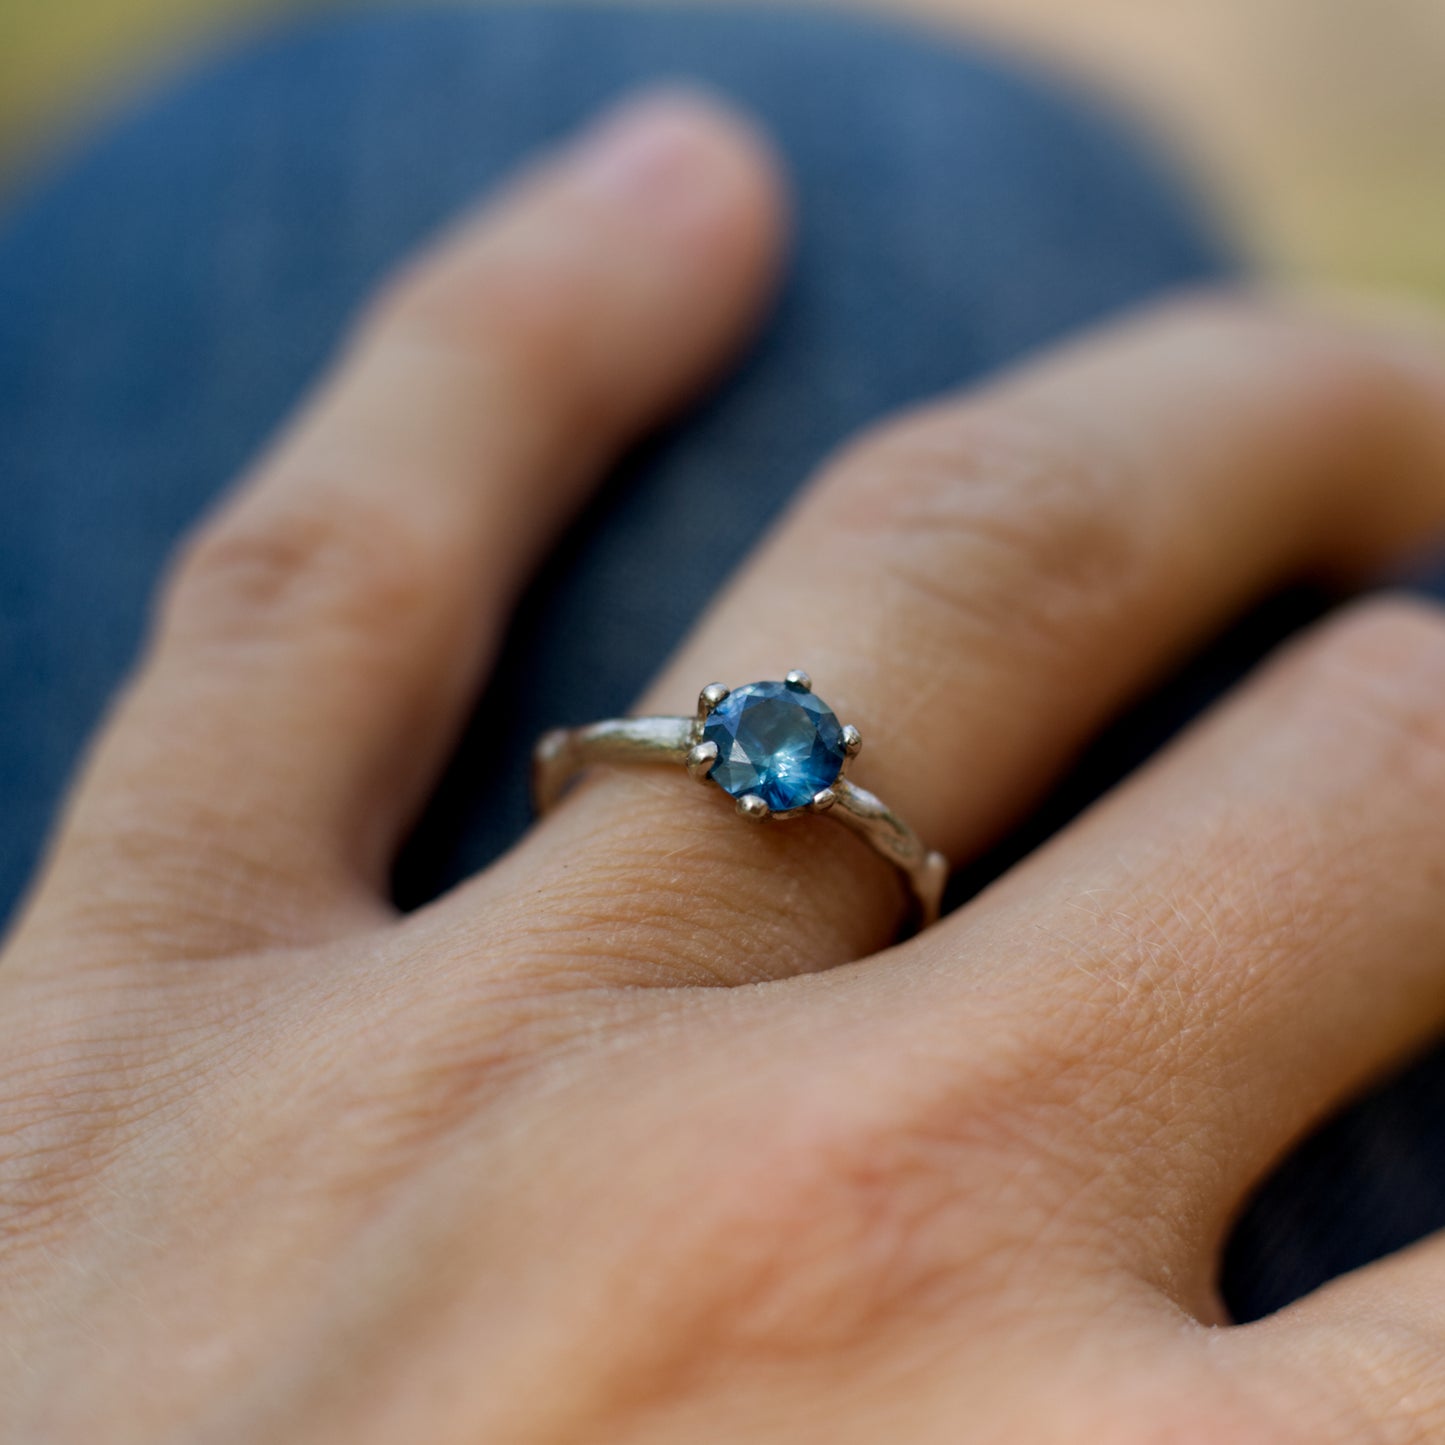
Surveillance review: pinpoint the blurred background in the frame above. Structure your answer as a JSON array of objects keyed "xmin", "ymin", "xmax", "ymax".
[{"xmin": 2, "ymin": 0, "xmax": 1443, "ymax": 299}]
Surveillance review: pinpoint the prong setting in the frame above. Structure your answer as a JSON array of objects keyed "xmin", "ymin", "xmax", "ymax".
[
  {"xmin": 699, "ymin": 676, "xmax": 845, "ymax": 817},
  {"xmin": 533, "ymin": 728, "xmax": 570, "ymax": 765},
  {"xmin": 533, "ymin": 677, "xmax": 944, "ymax": 930},
  {"xmin": 697, "ymin": 682, "xmax": 730, "ymax": 727},
  {"xmin": 686, "ymin": 740, "xmax": 719, "ymax": 782}
]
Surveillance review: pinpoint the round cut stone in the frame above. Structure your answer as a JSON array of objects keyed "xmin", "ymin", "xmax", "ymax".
[{"xmin": 702, "ymin": 679, "xmax": 846, "ymax": 812}]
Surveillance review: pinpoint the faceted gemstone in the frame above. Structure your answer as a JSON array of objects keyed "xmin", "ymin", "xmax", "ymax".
[{"xmin": 702, "ymin": 679, "xmax": 846, "ymax": 812}]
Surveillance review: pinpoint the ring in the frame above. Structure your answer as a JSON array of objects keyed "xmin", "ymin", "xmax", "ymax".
[{"xmin": 532, "ymin": 671, "xmax": 948, "ymax": 927}]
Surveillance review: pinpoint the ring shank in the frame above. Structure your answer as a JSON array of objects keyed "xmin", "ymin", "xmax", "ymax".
[{"xmin": 532, "ymin": 716, "xmax": 947, "ymax": 927}]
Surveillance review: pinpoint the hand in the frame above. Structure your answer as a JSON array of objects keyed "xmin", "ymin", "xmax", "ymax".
[{"xmin": 6, "ymin": 90, "xmax": 1445, "ymax": 1444}]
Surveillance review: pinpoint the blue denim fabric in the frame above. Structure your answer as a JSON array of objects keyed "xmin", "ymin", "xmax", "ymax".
[{"xmin": 0, "ymin": 2, "xmax": 1437, "ymax": 1329}]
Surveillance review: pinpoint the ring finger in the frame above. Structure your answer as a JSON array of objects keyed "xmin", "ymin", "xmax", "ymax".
[{"xmin": 465, "ymin": 297, "xmax": 1445, "ymax": 983}]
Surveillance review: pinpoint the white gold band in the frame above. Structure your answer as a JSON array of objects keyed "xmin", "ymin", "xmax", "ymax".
[{"xmin": 533, "ymin": 697, "xmax": 947, "ymax": 928}]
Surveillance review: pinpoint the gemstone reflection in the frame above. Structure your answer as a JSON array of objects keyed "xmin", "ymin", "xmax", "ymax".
[{"xmin": 701, "ymin": 679, "xmax": 846, "ymax": 812}]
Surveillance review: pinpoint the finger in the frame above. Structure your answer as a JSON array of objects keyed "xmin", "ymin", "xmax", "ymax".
[
  {"xmin": 885, "ymin": 596, "xmax": 1445, "ymax": 1304},
  {"xmin": 1222, "ymin": 1234, "xmax": 1445, "ymax": 1439},
  {"xmin": 16, "ymin": 91, "xmax": 788, "ymax": 961},
  {"xmin": 470, "ymin": 299, "xmax": 1445, "ymax": 985}
]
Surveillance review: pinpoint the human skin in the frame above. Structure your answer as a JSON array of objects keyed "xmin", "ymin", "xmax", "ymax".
[{"xmin": 6, "ymin": 89, "xmax": 1445, "ymax": 1443}]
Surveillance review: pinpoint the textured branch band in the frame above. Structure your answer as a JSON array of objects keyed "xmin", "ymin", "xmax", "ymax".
[{"xmin": 532, "ymin": 674, "xmax": 948, "ymax": 927}]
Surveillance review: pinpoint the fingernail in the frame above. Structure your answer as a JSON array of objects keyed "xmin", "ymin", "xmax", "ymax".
[{"xmin": 566, "ymin": 91, "xmax": 732, "ymax": 219}]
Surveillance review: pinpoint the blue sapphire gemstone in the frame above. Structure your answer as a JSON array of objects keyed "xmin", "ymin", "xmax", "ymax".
[{"xmin": 702, "ymin": 679, "xmax": 846, "ymax": 813}]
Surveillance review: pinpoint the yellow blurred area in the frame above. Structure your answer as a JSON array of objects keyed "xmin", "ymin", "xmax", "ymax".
[{"xmin": 3, "ymin": 0, "xmax": 1444, "ymax": 299}]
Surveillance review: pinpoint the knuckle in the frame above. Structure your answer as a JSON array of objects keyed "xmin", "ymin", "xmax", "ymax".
[
  {"xmin": 644, "ymin": 1101, "xmax": 975, "ymax": 1360},
  {"xmin": 820, "ymin": 400, "xmax": 1150, "ymax": 665},
  {"xmin": 323, "ymin": 975, "xmax": 1063, "ymax": 1379},
  {"xmin": 631, "ymin": 1028, "xmax": 1092, "ymax": 1368},
  {"xmin": 0, "ymin": 1069, "xmax": 116, "ymax": 1244},
  {"xmin": 0, "ymin": 975, "xmax": 217, "ymax": 1252},
  {"xmin": 163, "ymin": 490, "xmax": 442, "ymax": 651}
]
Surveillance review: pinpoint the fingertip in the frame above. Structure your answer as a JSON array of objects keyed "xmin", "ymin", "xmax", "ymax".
[{"xmin": 564, "ymin": 82, "xmax": 793, "ymax": 300}]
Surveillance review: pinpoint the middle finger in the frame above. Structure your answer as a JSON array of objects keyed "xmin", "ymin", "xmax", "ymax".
[{"xmin": 454, "ymin": 298, "xmax": 1445, "ymax": 983}]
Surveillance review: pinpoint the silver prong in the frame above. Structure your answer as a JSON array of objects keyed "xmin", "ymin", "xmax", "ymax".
[
  {"xmin": 737, "ymin": 794, "xmax": 770, "ymax": 821},
  {"xmin": 697, "ymin": 682, "xmax": 729, "ymax": 722},
  {"xmin": 534, "ymin": 728, "xmax": 569, "ymax": 765},
  {"xmin": 810, "ymin": 787, "xmax": 837, "ymax": 813},
  {"xmin": 919, "ymin": 850, "xmax": 949, "ymax": 928},
  {"xmin": 686, "ymin": 740, "xmax": 719, "ymax": 782},
  {"xmin": 784, "ymin": 670, "xmax": 812, "ymax": 692},
  {"xmin": 531, "ymin": 728, "xmax": 573, "ymax": 814},
  {"xmin": 841, "ymin": 724, "xmax": 862, "ymax": 757}
]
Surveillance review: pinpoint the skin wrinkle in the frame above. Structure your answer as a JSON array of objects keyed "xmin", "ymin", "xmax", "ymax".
[
  {"xmin": 0, "ymin": 965, "xmax": 281, "ymax": 1259},
  {"xmin": 165, "ymin": 487, "xmax": 463, "ymax": 657},
  {"xmin": 831, "ymin": 408, "xmax": 1156, "ymax": 662},
  {"xmin": 527, "ymin": 1070, "xmax": 1096, "ymax": 1434},
  {"xmin": 1009, "ymin": 841, "xmax": 1334, "ymax": 1190},
  {"xmin": 489, "ymin": 776, "xmax": 885, "ymax": 986},
  {"xmin": 1240, "ymin": 1317, "xmax": 1445, "ymax": 1445}
]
